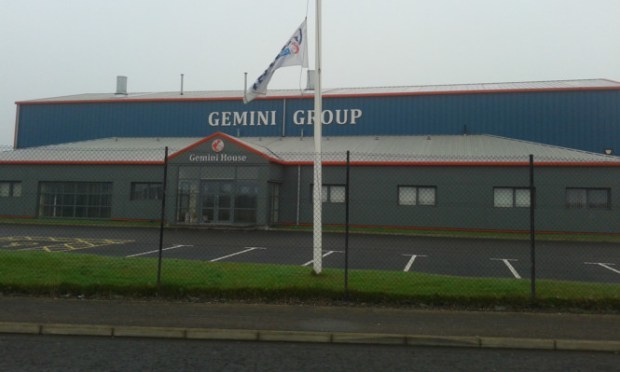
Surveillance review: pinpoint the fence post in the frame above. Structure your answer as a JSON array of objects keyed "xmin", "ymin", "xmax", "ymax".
[
  {"xmin": 529, "ymin": 154, "xmax": 536, "ymax": 301},
  {"xmin": 344, "ymin": 151, "xmax": 350, "ymax": 299},
  {"xmin": 157, "ymin": 146, "xmax": 169, "ymax": 288}
]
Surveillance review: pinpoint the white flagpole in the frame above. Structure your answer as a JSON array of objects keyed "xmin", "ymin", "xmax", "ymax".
[{"xmin": 312, "ymin": 0, "xmax": 323, "ymax": 274}]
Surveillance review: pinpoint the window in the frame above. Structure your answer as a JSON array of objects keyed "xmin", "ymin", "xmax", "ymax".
[
  {"xmin": 494, "ymin": 187, "xmax": 530, "ymax": 208},
  {"xmin": 398, "ymin": 186, "xmax": 436, "ymax": 206},
  {"xmin": 131, "ymin": 182, "xmax": 163, "ymax": 200},
  {"xmin": 566, "ymin": 188, "xmax": 610, "ymax": 209},
  {"xmin": 39, "ymin": 182, "xmax": 112, "ymax": 219},
  {"xmin": 0, "ymin": 181, "xmax": 22, "ymax": 197},
  {"xmin": 234, "ymin": 182, "xmax": 258, "ymax": 223},
  {"xmin": 311, "ymin": 184, "xmax": 346, "ymax": 204}
]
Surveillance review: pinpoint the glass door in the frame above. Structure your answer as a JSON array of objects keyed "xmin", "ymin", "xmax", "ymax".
[{"xmin": 200, "ymin": 181, "xmax": 234, "ymax": 224}]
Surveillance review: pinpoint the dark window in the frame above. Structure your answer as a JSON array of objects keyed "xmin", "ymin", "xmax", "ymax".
[
  {"xmin": 131, "ymin": 182, "xmax": 163, "ymax": 201},
  {"xmin": 0, "ymin": 181, "xmax": 22, "ymax": 197},
  {"xmin": 566, "ymin": 188, "xmax": 610, "ymax": 209},
  {"xmin": 39, "ymin": 182, "xmax": 112, "ymax": 219},
  {"xmin": 234, "ymin": 182, "xmax": 258, "ymax": 223}
]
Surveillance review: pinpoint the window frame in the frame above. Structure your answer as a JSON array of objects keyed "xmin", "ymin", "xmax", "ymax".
[
  {"xmin": 0, "ymin": 181, "xmax": 22, "ymax": 198},
  {"xmin": 493, "ymin": 187, "xmax": 531, "ymax": 208},
  {"xmin": 130, "ymin": 182, "xmax": 163, "ymax": 201},
  {"xmin": 310, "ymin": 184, "xmax": 346, "ymax": 204},
  {"xmin": 39, "ymin": 181, "xmax": 113, "ymax": 219},
  {"xmin": 566, "ymin": 187, "xmax": 611, "ymax": 210},
  {"xmin": 397, "ymin": 185, "xmax": 437, "ymax": 207}
]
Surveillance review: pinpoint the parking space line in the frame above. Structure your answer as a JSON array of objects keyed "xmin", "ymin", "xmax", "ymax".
[
  {"xmin": 126, "ymin": 245, "xmax": 192, "ymax": 258},
  {"xmin": 402, "ymin": 254, "xmax": 427, "ymax": 272},
  {"xmin": 491, "ymin": 258, "xmax": 522, "ymax": 279},
  {"xmin": 302, "ymin": 251, "xmax": 342, "ymax": 267},
  {"xmin": 209, "ymin": 247, "xmax": 266, "ymax": 263},
  {"xmin": 585, "ymin": 262, "xmax": 620, "ymax": 275}
]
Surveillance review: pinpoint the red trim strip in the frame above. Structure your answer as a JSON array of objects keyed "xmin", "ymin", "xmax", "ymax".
[
  {"xmin": 271, "ymin": 160, "xmax": 620, "ymax": 167},
  {"xmin": 167, "ymin": 132, "xmax": 285, "ymax": 164},
  {"xmin": 16, "ymin": 86, "xmax": 620, "ymax": 106},
  {"xmin": 0, "ymin": 215, "xmax": 35, "ymax": 219},
  {"xmin": 1, "ymin": 158, "xmax": 619, "ymax": 167},
  {"xmin": 111, "ymin": 218, "xmax": 161, "ymax": 223},
  {"xmin": 0, "ymin": 161, "xmax": 163, "ymax": 166}
]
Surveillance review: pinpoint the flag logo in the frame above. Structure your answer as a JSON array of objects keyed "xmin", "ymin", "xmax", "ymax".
[
  {"xmin": 244, "ymin": 19, "xmax": 308, "ymax": 104},
  {"xmin": 280, "ymin": 41, "xmax": 301, "ymax": 57}
]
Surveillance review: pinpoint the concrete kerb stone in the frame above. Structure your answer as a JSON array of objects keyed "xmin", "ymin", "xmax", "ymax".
[
  {"xmin": 0, "ymin": 322, "xmax": 40, "ymax": 335},
  {"xmin": 187, "ymin": 328, "xmax": 259, "ymax": 341},
  {"xmin": 407, "ymin": 335, "xmax": 480, "ymax": 348},
  {"xmin": 0, "ymin": 322, "xmax": 618, "ymax": 353},
  {"xmin": 42, "ymin": 324, "xmax": 113, "ymax": 337},
  {"xmin": 258, "ymin": 330, "xmax": 332, "ymax": 343},
  {"xmin": 332, "ymin": 332, "xmax": 407, "ymax": 345},
  {"xmin": 555, "ymin": 339, "xmax": 620, "ymax": 353},
  {"xmin": 113, "ymin": 326, "xmax": 186, "ymax": 339},
  {"xmin": 480, "ymin": 337, "xmax": 555, "ymax": 350}
]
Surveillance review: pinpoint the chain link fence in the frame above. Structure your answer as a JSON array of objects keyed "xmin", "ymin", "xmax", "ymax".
[{"xmin": 0, "ymin": 144, "xmax": 618, "ymax": 300}]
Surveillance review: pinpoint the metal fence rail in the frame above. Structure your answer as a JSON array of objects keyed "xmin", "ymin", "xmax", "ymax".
[{"xmin": 0, "ymin": 145, "xmax": 618, "ymax": 300}]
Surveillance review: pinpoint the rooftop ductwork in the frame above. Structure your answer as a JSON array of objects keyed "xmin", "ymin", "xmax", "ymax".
[{"xmin": 115, "ymin": 76, "xmax": 128, "ymax": 96}]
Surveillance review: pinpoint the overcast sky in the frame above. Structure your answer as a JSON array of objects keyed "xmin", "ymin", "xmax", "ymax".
[{"xmin": 1, "ymin": 0, "xmax": 619, "ymax": 146}]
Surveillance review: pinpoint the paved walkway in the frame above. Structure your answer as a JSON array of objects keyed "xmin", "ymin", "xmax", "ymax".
[{"xmin": 0, "ymin": 296, "xmax": 618, "ymax": 352}]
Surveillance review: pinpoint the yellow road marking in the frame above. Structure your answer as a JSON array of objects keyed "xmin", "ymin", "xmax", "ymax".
[{"xmin": 0, "ymin": 236, "xmax": 134, "ymax": 252}]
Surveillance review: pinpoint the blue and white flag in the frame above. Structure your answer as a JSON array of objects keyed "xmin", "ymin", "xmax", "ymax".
[{"xmin": 244, "ymin": 19, "xmax": 308, "ymax": 103}]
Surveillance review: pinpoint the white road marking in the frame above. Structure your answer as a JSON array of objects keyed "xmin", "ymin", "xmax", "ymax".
[
  {"xmin": 302, "ymin": 250, "xmax": 342, "ymax": 267},
  {"xmin": 491, "ymin": 258, "xmax": 522, "ymax": 279},
  {"xmin": 402, "ymin": 254, "xmax": 428, "ymax": 272},
  {"xmin": 209, "ymin": 247, "xmax": 266, "ymax": 262},
  {"xmin": 126, "ymin": 244, "xmax": 192, "ymax": 258},
  {"xmin": 585, "ymin": 262, "xmax": 620, "ymax": 275}
]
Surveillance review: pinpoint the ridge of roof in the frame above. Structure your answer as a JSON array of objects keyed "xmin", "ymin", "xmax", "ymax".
[
  {"xmin": 18, "ymin": 79, "xmax": 620, "ymax": 104},
  {"xmin": 2, "ymin": 134, "xmax": 619, "ymax": 165}
]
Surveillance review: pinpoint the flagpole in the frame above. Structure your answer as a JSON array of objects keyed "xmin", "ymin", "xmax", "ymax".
[{"xmin": 312, "ymin": 0, "xmax": 323, "ymax": 274}]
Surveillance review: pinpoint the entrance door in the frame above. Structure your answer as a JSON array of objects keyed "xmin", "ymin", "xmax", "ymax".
[{"xmin": 200, "ymin": 181, "xmax": 234, "ymax": 224}]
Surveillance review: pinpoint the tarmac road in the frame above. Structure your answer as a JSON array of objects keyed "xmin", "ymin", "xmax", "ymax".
[
  {"xmin": 0, "ymin": 296, "xmax": 619, "ymax": 371},
  {"xmin": 1, "ymin": 334, "xmax": 618, "ymax": 372}
]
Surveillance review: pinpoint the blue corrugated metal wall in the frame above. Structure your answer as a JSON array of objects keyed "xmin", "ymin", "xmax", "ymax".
[{"xmin": 17, "ymin": 90, "xmax": 620, "ymax": 153}]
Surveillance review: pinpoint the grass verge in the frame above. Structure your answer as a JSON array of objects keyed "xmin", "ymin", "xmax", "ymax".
[{"xmin": 0, "ymin": 251, "xmax": 618, "ymax": 311}]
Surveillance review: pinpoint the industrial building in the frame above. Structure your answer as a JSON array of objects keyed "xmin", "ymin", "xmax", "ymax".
[{"xmin": 2, "ymin": 79, "xmax": 619, "ymax": 233}]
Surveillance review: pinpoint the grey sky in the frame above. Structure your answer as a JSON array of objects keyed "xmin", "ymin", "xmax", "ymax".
[{"xmin": 1, "ymin": 0, "xmax": 619, "ymax": 146}]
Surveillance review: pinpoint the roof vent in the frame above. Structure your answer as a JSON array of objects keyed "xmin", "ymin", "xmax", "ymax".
[{"xmin": 115, "ymin": 76, "xmax": 128, "ymax": 96}]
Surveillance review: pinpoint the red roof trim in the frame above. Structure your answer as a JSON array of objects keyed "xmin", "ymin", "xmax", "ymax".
[
  {"xmin": 167, "ymin": 132, "xmax": 285, "ymax": 164},
  {"xmin": 16, "ymin": 86, "xmax": 620, "ymax": 106},
  {"xmin": 1, "ymin": 157, "xmax": 619, "ymax": 167},
  {"xmin": 0, "ymin": 161, "xmax": 163, "ymax": 166},
  {"xmin": 284, "ymin": 161, "xmax": 620, "ymax": 167}
]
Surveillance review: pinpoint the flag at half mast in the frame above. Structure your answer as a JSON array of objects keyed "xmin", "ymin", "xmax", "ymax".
[{"xmin": 244, "ymin": 19, "xmax": 308, "ymax": 103}]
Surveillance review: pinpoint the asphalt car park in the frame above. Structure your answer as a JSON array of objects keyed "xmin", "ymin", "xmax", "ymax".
[{"xmin": 0, "ymin": 224, "xmax": 618, "ymax": 284}]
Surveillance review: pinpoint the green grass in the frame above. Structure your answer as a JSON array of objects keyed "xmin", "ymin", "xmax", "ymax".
[{"xmin": 0, "ymin": 251, "xmax": 618, "ymax": 311}]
